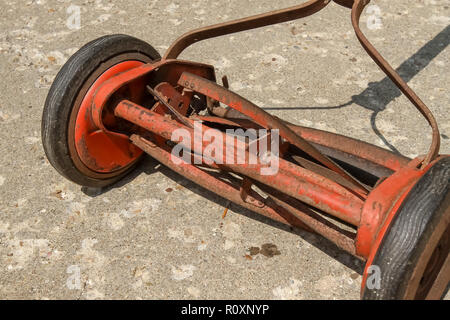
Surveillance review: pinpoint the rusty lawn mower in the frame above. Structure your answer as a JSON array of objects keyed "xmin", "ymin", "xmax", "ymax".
[{"xmin": 41, "ymin": 0, "xmax": 449, "ymax": 300}]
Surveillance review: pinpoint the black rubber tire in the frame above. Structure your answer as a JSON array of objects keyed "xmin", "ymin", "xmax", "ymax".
[
  {"xmin": 41, "ymin": 34, "xmax": 160, "ymax": 188},
  {"xmin": 363, "ymin": 157, "xmax": 450, "ymax": 300}
]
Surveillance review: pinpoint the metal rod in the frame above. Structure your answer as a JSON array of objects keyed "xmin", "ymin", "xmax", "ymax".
[
  {"xmin": 146, "ymin": 85, "xmax": 193, "ymax": 128},
  {"xmin": 115, "ymin": 100, "xmax": 364, "ymax": 225},
  {"xmin": 193, "ymin": 115, "xmax": 411, "ymax": 173},
  {"xmin": 178, "ymin": 72, "xmax": 370, "ymax": 195}
]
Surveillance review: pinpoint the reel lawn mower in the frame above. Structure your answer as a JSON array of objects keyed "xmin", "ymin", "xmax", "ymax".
[{"xmin": 41, "ymin": 0, "xmax": 449, "ymax": 299}]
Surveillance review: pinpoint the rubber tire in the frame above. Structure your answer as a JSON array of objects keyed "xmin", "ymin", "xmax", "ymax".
[
  {"xmin": 363, "ymin": 157, "xmax": 450, "ymax": 300},
  {"xmin": 41, "ymin": 34, "xmax": 160, "ymax": 188}
]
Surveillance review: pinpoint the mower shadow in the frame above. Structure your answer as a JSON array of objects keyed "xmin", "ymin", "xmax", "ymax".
[
  {"xmin": 85, "ymin": 157, "xmax": 366, "ymax": 275},
  {"xmin": 264, "ymin": 25, "xmax": 450, "ymax": 154},
  {"xmin": 83, "ymin": 157, "xmax": 365, "ymax": 274},
  {"xmin": 154, "ymin": 159, "xmax": 365, "ymax": 274}
]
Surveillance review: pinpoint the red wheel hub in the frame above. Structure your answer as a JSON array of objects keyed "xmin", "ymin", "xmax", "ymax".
[{"xmin": 74, "ymin": 61, "xmax": 144, "ymax": 173}]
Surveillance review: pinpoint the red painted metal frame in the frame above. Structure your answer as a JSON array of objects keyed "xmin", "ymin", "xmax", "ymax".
[
  {"xmin": 360, "ymin": 156, "xmax": 448, "ymax": 296},
  {"xmin": 74, "ymin": 59, "xmax": 216, "ymax": 173},
  {"xmin": 71, "ymin": 0, "xmax": 447, "ymax": 297},
  {"xmin": 74, "ymin": 60, "xmax": 146, "ymax": 172},
  {"xmin": 356, "ymin": 158, "xmax": 427, "ymax": 258}
]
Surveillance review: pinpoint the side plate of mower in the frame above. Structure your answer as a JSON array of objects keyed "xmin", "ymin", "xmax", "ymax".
[{"xmin": 41, "ymin": 0, "xmax": 449, "ymax": 299}]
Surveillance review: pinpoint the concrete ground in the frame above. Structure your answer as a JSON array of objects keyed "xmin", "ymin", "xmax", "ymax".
[{"xmin": 0, "ymin": 0, "xmax": 448, "ymax": 300}]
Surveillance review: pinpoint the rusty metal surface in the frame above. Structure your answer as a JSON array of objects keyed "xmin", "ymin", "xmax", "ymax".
[
  {"xmin": 195, "ymin": 115, "xmax": 410, "ymax": 175},
  {"xmin": 178, "ymin": 72, "xmax": 370, "ymax": 195},
  {"xmin": 152, "ymin": 82, "xmax": 192, "ymax": 117},
  {"xmin": 289, "ymin": 127, "xmax": 410, "ymax": 174},
  {"xmin": 410, "ymin": 223, "xmax": 449, "ymax": 300},
  {"xmin": 423, "ymin": 248, "xmax": 450, "ymax": 300},
  {"xmin": 146, "ymin": 85, "xmax": 193, "ymax": 128},
  {"xmin": 333, "ymin": 0, "xmax": 354, "ymax": 9},
  {"xmin": 115, "ymin": 99, "xmax": 364, "ymax": 226}
]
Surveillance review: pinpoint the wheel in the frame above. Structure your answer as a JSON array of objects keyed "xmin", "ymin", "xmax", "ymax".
[
  {"xmin": 363, "ymin": 157, "xmax": 450, "ymax": 300},
  {"xmin": 42, "ymin": 34, "xmax": 160, "ymax": 188}
]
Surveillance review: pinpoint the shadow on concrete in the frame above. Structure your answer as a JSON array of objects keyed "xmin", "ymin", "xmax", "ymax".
[
  {"xmin": 264, "ymin": 25, "xmax": 450, "ymax": 154},
  {"xmin": 85, "ymin": 157, "xmax": 365, "ymax": 274}
]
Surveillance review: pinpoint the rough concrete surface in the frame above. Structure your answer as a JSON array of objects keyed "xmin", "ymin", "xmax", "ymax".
[{"xmin": 0, "ymin": 0, "xmax": 448, "ymax": 300}]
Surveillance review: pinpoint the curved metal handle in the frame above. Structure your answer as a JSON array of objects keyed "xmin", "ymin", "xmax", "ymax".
[
  {"xmin": 163, "ymin": 0, "xmax": 441, "ymax": 167},
  {"xmin": 351, "ymin": 0, "xmax": 440, "ymax": 167},
  {"xmin": 163, "ymin": 0, "xmax": 331, "ymax": 60}
]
